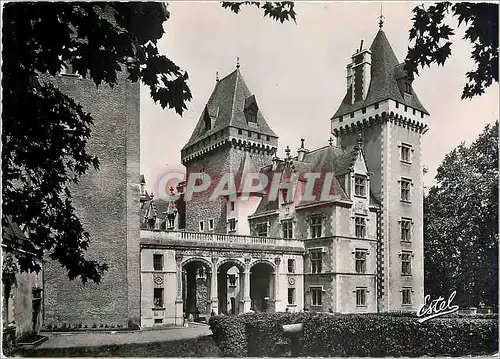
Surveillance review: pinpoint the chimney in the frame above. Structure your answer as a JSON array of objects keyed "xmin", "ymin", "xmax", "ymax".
[
  {"xmin": 297, "ymin": 138, "xmax": 308, "ymax": 162},
  {"xmin": 350, "ymin": 40, "xmax": 372, "ymax": 103}
]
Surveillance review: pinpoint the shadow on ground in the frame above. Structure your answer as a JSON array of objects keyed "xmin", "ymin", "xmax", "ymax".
[{"xmin": 18, "ymin": 335, "xmax": 221, "ymax": 357}]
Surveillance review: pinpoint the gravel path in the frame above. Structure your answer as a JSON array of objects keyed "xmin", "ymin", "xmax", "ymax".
[{"xmin": 38, "ymin": 324, "xmax": 212, "ymax": 349}]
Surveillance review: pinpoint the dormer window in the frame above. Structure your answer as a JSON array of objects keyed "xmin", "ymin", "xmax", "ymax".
[
  {"xmin": 404, "ymin": 81, "xmax": 411, "ymax": 93},
  {"xmin": 354, "ymin": 175, "xmax": 367, "ymax": 197},
  {"xmin": 244, "ymin": 95, "xmax": 258, "ymax": 124}
]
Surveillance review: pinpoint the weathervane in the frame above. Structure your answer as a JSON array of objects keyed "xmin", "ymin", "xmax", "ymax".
[
  {"xmin": 236, "ymin": 56, "xmax": 240, "ymax": 69},
  {"xmin": 378, "ymin": 2, "xmax": 385, "ymax": 29}
]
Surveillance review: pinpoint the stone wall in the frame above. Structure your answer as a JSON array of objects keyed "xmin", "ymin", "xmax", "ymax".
[{"xmin": 42, "ymin": 70, "xmax": 140, "ymax": 328}]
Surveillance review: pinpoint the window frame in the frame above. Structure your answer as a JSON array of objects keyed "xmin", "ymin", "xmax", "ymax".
[
  {"xmin": 354, "ymin": 175, "xmax": 367, "ymax": 198},
  {"xmin": 355, "ymin": 216, "xmax": 367, "ymax": 238},
  {"xmin": 310, "ymin": 216, "xmax": 323, "ymax": 238},
  {"xmin": 208, "ymin": 218, "xmax": 214, "ymax": 231},
  {"xmin": 310, "ymin": 287, "xmax": 323, "ymax": 306},
  {"xmin": 355, "ymin": 249, "xmax": 367, "ymax": 274},
  {"xmin": 282, "ymin": 220, "xmax": 293, "ymax": 239},
  {"xmin": 356, "ymin": 287, "xmax": 367, "ymax": 307},
  {"xmin": 199, "ymin": 220, "xmax": 205, "ymax": 232},
  {"xmin": 400, "ymin": 178, "xmax": 412, "ymax": 202},
  {"xmin": 400, "ymin": 143, "xmax": 412, "ymax": 164},
  {"xmin": 310, "ymin": 250, "xmax": 323, "ymax": 274},
  {"xmin": 153, "ymin": 254, "xmax": 164, "ymax": 271},
  {"xmin": 288, "ymin": 259, "xmax": 296, "ymax": 273},
  {"xmin": 228, "ymin": 218, "xmax": 237, "ymax": 233},
  {"xmin": 288, "ymin": 287, "xmax": 296, "ymax": 305},
  {"xmin": 400, "ymin": 218, "xmax": 412, "ymax": 242},
  {"xmin": 255, "ymin": 221, "xmax": 268, "ymax": 237},
  {"xmin": 153, "ymin": 288, "xmax": 164, "ymax": 308},
  {"xmin": 402, "ymin": 287, "xmax": 412, "ymax": 305},
  {"xmin": 401, "ymin": 251, "xmax": 412, "ymax": 275}
]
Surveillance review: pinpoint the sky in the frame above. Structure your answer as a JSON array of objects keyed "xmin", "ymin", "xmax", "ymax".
[{"xmin": 140, "ymin": 2, "xmax": 499, "ymax": 195}]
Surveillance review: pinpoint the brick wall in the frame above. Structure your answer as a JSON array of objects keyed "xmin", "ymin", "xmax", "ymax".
[{"xmin": 42, "ymin": 70, "xmax": 140, "ymax": 328}]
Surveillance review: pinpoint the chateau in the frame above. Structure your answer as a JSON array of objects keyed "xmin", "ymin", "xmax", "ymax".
[{"xmin": 38, "ymin": 24, "xmax": 429, "ymax": 329}]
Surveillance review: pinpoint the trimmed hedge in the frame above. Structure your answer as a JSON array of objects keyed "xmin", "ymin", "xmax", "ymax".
[{"xmin": 209, "ymin": 312, "xmax": 498, "ymax": 357}]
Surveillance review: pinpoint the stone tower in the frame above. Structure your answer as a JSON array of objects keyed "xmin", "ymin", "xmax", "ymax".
[
  {"xmin": 181, "ymin": 64, "xmax": 278, "ymax": 234},
  {"xmin": 331, "ymin": 26, "xmax": 429, "ymax": 312}
]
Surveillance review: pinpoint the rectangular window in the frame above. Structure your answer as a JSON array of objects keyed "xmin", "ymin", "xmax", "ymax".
[
  {"xmin": 153, "ymin": 254, "xmax": 164, "ymax": 271},
  {"xmin": 282, "ymin": 220, "xmax": 293, "ymax": 239},
  {"xmin": 255, "ymin": 222, "xmax": 268, "ymax": 237},
  {"xmin": 421, "ymin": 112, "xmax": 424, "ymax": 119},
  {"xmin": 400, "ymin": 178, "xmax": 412, "ymax": 202},
  {"xmin": 310, "ymin": 250, "xmax": 323, "ymax": 273},
  {"xmin": 281, "ymin": 188, "xmax": 289, "ymax": 203},
  {"xmin": 413, "ymin": 108, "xmax": 416, "ymax": 115},
  {"xmin": 400, "ymin": 143, "xmax": 412, "ymax": 163},
  {"xmin": 405, "ymin": 82, "xmax": 411, "ymax": 93},
  {"xmin": 339, "ymin": 116, "xmax": 343, "ymax": 122},
  {"xmin": 355, "ymin": 216, "xmax": 366, "ymax": 238},
  {"xmin": 356, "ymin": 288, "xmax": 367, "ymax": 306},
  {"xmin": 267, "ymin": 136, "xmax": 270, "ymax": 141},
  {"xmin": 374, "ymin": 103, "xmax": 379, "ymax": 110},
  {"xmin": 404, "ymin": 105, "xmax": 408, "ymax": 112},
  {"xmin": 248, "ymin": 131, "xmax": 252, "ymax": 138},
  {"xmin": 311, "ymin": 287, "xmax": 323, "ymax": 306},
  {"xmin": 288, "ymin": 288, "xmax": 296, "ymax": 305},
  {"xmin": 402, "ymin": 288, "xmax": 412, "ymax": 305},
  {"xmin": 153, "ymin": 288, "xmax": 164, "ymax": 308},
  {"xmin": 355, "ymin": 249, "xmax": 367, "ymax": 274},
  {"xmin": 288, "ymin": 259, "xmax": 295, "ymax": 273},
  {"xmin": 208, "ymin": 218, "xmax": 214, "ymax": 231},
  {"xmin": 401, "ymin": 218, "xmax": 412, "ymax": 242},
  {"xmin": 310, "ymin": 216, "xmax": 322, "ymax": 238},
  {"xmin": 362, "ymin": 107, "xmax": 366, "ymax": 114},
  {"xmin": 354, "ymin": 175, "xmax": 367, "ymax": 197},
  {"xmin": 228, "ymin": 218, "xmax": 236, "ymax": 233},
  {"xmin": 230, "ymin": 201, "xmax": 235, "ymax": 211},
  {"xmin": 350, "ymin": 112, "xmax": 354, "ymax": 118},
  {"xmin": 401, "ymin": 252, "xmax": 412, "ymax": 275},
  {"xmin": 257, "ymin": 133, "xmax": 261, "ymax": 140},
  {"xmin": 395, "ymin": 101, "xmax": 399, "ymax": 108},
  {"xmin": 238, "ymin": 129, "xmax": 242, "ymax": 135},
  {"xmin": 199, "ymin": 220, "xmax": 205, "ymax": 232}
]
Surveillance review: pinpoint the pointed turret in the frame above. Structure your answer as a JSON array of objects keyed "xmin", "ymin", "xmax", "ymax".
[
  {"xmin": 332, "ymin": 28, "xmax": 429, "ymax": 120},
  {"xmin": 181, "ymin": 67, "xmax": 278, "ymax": 164}
]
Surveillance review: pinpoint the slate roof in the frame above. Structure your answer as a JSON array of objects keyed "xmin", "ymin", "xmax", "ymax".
[
  {"xmin": 183, "ymin": 69, "xmax": 277, "ymax": 150},
  {"xmin": 333, "ymin": 29, "xmax": 429, "ymax": 118}
]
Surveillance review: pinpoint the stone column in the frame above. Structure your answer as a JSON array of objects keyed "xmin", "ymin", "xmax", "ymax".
[
  {"xmin": 243, "ymin": 257, "xmax": 252, "ymax": 312},
  {"xmin": 274, "ymin": 257, "xmax": 281, "ymax": 312},
  {"xmin": 210, "ymin": 257, "xmax": 219, "ymax": 314},
  {"xmin": 175, "ymin": 254, "xmax": 184, "ymax": 326}
]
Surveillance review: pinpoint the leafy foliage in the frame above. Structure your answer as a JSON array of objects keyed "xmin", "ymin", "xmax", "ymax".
[
  {"xmin": 406, "ymin": 2, "xmax": 498, "ymax": 99},
  {"xmin": 210, "ymin": 312, "xmax": 498, "ymax": 357},
  {"xmin": 2, "ymin": 2, "xmax": 191, "ymax": 283},
  {"xmin": 424, "ymin": 121, "xmax": 498, "ymax": 308},
  {"xmin": 221, "ymin": 2, "xmax": 296, "ymax": 23}
]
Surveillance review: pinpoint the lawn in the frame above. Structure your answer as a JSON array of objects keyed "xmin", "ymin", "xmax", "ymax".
[{"xmin": 18, "ymin": 335, "xmax": 222, "ymax": 357}]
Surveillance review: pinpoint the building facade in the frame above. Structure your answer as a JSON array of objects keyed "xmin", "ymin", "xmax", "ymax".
[
  {"xmin": 40, "ymin": 23, "xmax": 429, "ymax": 329},
  {"xmin": 138, "ymin": 25, "xmax": 429, "ymax": 326}
]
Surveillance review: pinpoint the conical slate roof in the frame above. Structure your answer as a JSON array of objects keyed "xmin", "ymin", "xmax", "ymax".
[
  {"xmin": 333, "ymin": 29, "xmax": 429, "ymax": 118},
  {"xmin": 183, "ymin": 69, "xmax": 277, "ymax": 150}
]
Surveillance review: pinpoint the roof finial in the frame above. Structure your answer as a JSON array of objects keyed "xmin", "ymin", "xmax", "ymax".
[
  {"xmin": 236, "ymin": 57, "xmax": 240, "ymax": 69},
  {"xmin": 378, "ymin": 2, "xmax": 385, "ymax": 29},
  {"xmin": 328, "ymin": 137, "xmax": 334, "ymax": 146},
  {"xmin": 285, "ymin": 145, "xmax": 291, "ymax": 159},
  {"xmin": 216, "ymin": 71, "xmax": 219, "ymax": 82},
  {"xmin": 300, "ymin": 138, "xmax": 305, "ymax": 149}
]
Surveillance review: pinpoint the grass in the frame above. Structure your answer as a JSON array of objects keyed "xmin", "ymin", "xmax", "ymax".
[{"xmin": 18, "ymin": 335, "xmax": 222, "ymax": 357}]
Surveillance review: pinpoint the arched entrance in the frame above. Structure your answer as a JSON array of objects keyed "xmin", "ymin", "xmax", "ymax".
[
  {"xmin": 217, "ymin": 259, "xmax": 245, "ymax": 315},
  {"xmin": 182, "ymin": 258, "xmax": 212, "ymax": 321},
  {"xmin": 250, "ymin": 261, "xmax": 275, "ymax": 312}
]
